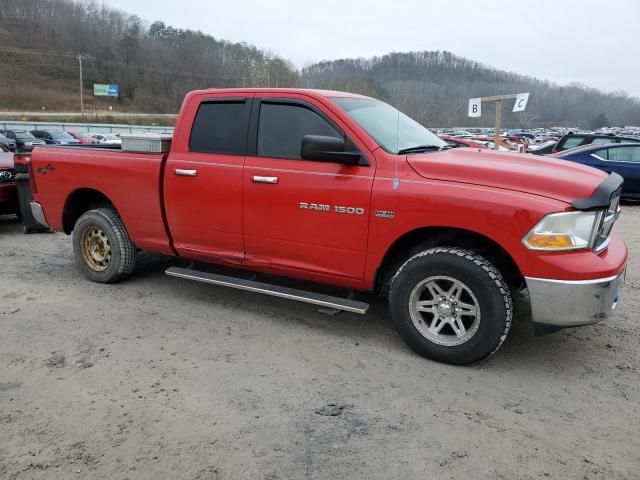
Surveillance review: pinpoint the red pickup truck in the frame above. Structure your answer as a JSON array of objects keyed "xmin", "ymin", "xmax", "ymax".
[{"xmin": 26, "ymin": 88, "xmax": 627, "ymax": 364}]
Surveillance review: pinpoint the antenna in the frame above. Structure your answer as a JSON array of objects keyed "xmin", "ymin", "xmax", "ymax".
[
  {"xmin": 395, "ymin": 98, "xmax": 400, "ymax": 154},
  {"xmin": 393, "ymin": 96, "xmax": 400, "ymax": 190}
]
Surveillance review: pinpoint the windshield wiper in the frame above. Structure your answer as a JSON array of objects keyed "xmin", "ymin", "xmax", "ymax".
[{"xmin": 397, "ymin": 144, "xmax": 451, "ymax": 155}]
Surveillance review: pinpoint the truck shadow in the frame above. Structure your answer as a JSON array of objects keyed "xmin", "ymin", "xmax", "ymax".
[{"xmin": 130, "ymin": 252, "xmax": 602, "ymax": 372}]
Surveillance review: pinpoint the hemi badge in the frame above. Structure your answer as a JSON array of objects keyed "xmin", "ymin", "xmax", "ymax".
[{"xmin": 375, "ymin": 210, "xmax": 395, "ymax": 219}]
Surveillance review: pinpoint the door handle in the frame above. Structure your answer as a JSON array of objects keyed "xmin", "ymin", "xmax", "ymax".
[
  {"xmin": 252, "ymin": 175, "xmax": 278, "ymax": 184},
  {"xmin": 175, "ymin": 169, "xmax": 197, "ymax": 177}
]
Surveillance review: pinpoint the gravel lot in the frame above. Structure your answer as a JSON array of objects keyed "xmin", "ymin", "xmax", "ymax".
[{"xmin": 1, "ymin": 205, "xmax": 638, "ymax": 480}]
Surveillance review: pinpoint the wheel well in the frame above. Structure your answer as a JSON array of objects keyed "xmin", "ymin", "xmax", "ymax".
[
  {"xmin": 375, "ymin": 227, "xmax": 523, "ymax": 295},
  {"xmin": 62, "ymin": 189, "xmax": 115, "ymax": 234}
]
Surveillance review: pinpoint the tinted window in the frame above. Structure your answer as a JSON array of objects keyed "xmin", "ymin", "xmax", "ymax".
[
  {"xmin": 608, "ymin": 146, "xmax": 640, "ymax": 163},
  {"xmin": 189, "ymin": 100, "xmax": 250, "ymax": 155},
  {"xmin": 257, "ymin": 102, "xmax": 341, "ymax": 159},
  {"xmin": 591, "ymin": 137, "xmax": 616, "ymax": 145},
  {"xmin": 562, "ymin": 137, "xmax": 584, "ymax": 149}
]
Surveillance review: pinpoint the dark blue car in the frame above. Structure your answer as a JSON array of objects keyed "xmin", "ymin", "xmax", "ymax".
[
  {"xmin": 30, "ymin": 130, "xmax": 81, "ymax": 145},
  {"xmin": 554, "ymin": 143, "xmax": 640, "ymax": 199}
]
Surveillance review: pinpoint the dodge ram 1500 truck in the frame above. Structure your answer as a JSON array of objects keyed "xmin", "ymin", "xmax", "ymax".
[{"xmin": 26, "ymin": 88, "xmax": 627, "ymax": 364}]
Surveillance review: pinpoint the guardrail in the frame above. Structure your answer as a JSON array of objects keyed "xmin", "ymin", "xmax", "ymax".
[{"xmin": 0, "ymin": 119, "xmax": 174, "ymax": 134}]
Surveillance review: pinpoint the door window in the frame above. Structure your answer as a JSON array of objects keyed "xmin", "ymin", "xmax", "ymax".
[
  {"xmin": 607, "ymin": 146, "xmax": 640, "ymax": 163},
  {"xmin": 257, "ymin": 102, "xmax": 342, "ymax": 159},
  {"xmin": 189, "ymin": 100, "xmax": 251, "ymax": 155}
]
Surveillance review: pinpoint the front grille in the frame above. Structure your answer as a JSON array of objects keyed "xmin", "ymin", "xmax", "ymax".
[
  {"xmin": 0, "ymin": 168, "xmax": 16, "ymax": 183},
  {"xmin": 594, "ymin": 188, "xmax": 621, "ymax": 252}
]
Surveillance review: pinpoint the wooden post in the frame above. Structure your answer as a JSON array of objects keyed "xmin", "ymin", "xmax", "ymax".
[
  {"xmin": 494, "ymin": 99, "xmax": 501, "ymax": 151},
  {"xmin": 78, "ymin": 54, "xmax": 84, "ymax": 116},
  {"xmin": 470, "ymin": 94, "xmax": 522, "ymax": 150}
]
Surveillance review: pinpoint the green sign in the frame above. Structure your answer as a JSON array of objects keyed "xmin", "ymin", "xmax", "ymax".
[{"xmin": 93, "ymin": 84, "xmax": 119, "ymax": 97}]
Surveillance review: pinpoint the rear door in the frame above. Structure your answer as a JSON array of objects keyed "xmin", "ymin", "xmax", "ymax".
[
  {"xmin": 243, "ymin": 96, "xmax": 375, "ymax": 285},
  {"xmin": 164, "ymin": 93, "xmax": 253, "ymax": 264}
]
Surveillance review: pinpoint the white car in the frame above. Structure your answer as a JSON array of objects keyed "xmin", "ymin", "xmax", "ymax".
[{"xmin": 90, "ymin": 133, "xmax": 122, "ymax": 145}]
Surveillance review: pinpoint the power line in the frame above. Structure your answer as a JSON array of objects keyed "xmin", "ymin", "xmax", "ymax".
[
  {"xmin": 0, "ymin": 45, "xmax": 93, "ymax": 60},
  {"xmin": 0, "ymin": 45, "xmax": 245, "ymax": 81}
]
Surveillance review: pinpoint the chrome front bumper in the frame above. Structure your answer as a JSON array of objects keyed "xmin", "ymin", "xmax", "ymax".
[
  {"xmin": 29, "ymin": 201, "xmax": 50, "ymax": 228},
  {"xmin": 525, "ymin": 270, "xmax": 625, "ymax": 327}
]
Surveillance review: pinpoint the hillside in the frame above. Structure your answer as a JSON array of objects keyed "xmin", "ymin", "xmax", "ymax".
[
  {"xmin": 1, "ymin": 0, "xmax": 639, "ymax": 127},
  {"xmin": 302, "ymin": 52, "xmax": 640, "ymax": 128},
  {"xmin": 0, "ymin": 0, "xmax": 297, "ymax": 114}
]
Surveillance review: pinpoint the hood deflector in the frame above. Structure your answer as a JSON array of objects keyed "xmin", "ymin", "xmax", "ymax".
[{"xmin": 571, "ymin": 173, "xmax": 623, "ymax": 210}]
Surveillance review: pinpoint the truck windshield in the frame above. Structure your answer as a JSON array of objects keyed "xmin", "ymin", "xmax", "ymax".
[{"xmin": 330, "ymin": 97, "xmax": 446, "ymax": 154}]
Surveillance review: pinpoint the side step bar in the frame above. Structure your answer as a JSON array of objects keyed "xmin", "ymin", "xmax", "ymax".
[{"xmin": 165, "ymin": 266, "xmax": 369, "ymax": 314}]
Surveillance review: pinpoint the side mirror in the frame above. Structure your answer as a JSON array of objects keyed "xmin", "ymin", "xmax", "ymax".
[{"xmin": 301, "ymin": 135, "xmax": 361, "ymax": 165}]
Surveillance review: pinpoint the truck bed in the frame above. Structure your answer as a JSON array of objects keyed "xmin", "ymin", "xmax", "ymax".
[{"xmin": 30, "ymin": 146, "xmax": 173, "ymax": 254}]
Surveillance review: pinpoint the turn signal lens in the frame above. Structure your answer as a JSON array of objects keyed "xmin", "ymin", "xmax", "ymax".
[{"xmin": 525, "ymin": 233, "xmax": 574, "ymax": 249}]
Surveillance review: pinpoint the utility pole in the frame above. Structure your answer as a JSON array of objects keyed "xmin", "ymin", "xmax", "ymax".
[
  {"xmin": 494, "ymin": 99, "xmax": 502, "ymax": 151},
  {"xmin": 78, "ymin": 54, "xmax": 84, "ymax": 116}
]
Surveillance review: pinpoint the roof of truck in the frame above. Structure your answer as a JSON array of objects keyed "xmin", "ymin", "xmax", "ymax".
[{"xmin": 188, "ymin": 88, "xmax": 372, "ymax": 99}]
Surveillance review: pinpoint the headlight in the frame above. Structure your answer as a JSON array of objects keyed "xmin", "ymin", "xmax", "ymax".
[{"xmin": 523, "ymin": 211, "xmax": 603, "ymax": 251}]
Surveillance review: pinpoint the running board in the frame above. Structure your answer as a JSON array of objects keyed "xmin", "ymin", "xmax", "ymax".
[{"xmin": 165, "ymin": 266, "xmax": 369, "ymax": 314}]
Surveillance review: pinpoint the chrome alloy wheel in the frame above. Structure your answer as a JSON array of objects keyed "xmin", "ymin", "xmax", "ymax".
[
  {"xmin": 80, "ymin": 227, "xmax": 112, "ymax": 272},
  {"xmin": 408, "ymin": 276, "xmax": 481, "ymax": 346}
]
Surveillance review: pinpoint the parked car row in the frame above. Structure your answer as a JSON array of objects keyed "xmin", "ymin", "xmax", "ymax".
[
  {"xmin": 437, "ymin": 129, "xmax": 640, "ymax": 199},
  {"xmin": 0, "ymin": 129, "xmax": 123, "ymax": 151},
  {"xmin": 0, "ymin": 130, "xmax": 45, "ymax": 152},
  {"xmin": 439, "ymin": 130, "xmax": 639, "ymax": 154}
]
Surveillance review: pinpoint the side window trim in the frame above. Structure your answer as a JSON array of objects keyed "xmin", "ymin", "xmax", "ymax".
[
  {"xmin": 188, "ymin": 97, "xmax": 253, "ymax": 156},
  {"xmin": 249, "ymin": 97, "xmax": 369, "ymax": 165},
  {"xmin": 259, "ymin": 98, "xmax": 346, "ymax": 138}
]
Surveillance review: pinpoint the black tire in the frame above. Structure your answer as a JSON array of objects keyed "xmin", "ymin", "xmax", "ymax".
[
  {"xmin": 72, "ymin": 208, "xmax": 137, "ymax": 283},
  {"xmin": 389, "ymin": 247, "xmax": 513, "ymax": 365}
]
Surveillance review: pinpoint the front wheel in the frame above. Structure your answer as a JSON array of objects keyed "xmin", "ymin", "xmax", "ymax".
[
  {"xmin": 72, "ymin": 208, "xmax": 137, "ymax": 283},
  {"xmin": 389, "ymin": 247, "xmax": 513, "ymax": 364}
]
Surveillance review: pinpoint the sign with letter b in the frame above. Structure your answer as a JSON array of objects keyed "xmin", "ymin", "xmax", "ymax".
[{"xmin": 468, "ymin": 98, "xmax": 481, "ymax": 117}]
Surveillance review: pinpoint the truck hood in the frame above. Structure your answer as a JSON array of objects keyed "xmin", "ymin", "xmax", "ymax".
[{"xmin": 406, "ymin": 148, "xmax": 607, "ymax": 204}]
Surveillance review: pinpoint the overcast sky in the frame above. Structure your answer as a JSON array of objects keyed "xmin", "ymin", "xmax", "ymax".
[{"xmin": 106, "ymin": 0, "xmax": 640, "ymax": 97}]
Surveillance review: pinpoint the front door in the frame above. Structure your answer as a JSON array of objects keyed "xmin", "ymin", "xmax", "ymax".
[
  {"xmin": 243, "ymin": 97, "xmax": 374, "ymax": 286},
  {"xmin": 603, "ymin": 146, "xmax": 640, "ymax": 196},
  {"xmin": 164, "ymin": 94, "xmax": 253, "ymax": 264}
]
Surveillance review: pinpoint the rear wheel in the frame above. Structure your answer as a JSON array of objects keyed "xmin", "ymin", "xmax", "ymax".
[
  {"xmin": 73, "ymin": 208, "xmax": 137, "ymax": 283},
  {"xmin": 389, "ymin": 247, "xmax": 512, "ymax": 364}
]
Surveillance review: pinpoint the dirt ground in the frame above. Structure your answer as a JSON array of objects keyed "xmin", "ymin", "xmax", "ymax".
[{"xmin": 0, "ymin": 205, "xmax": 638, "ymax": 480}]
